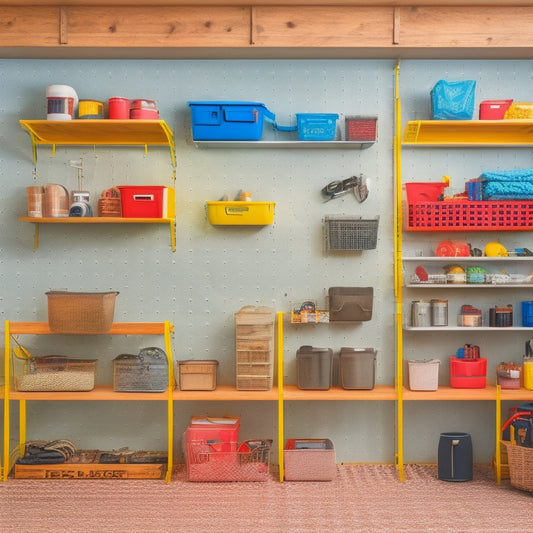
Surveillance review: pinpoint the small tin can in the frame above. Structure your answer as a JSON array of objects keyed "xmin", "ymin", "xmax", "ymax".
[
  {"xmin": 411, "ymin": 301, "xmax": 431, "ymax": 327},
  {"xmin": 431, "ymin": 299, "xmax": 448, "ymax": 327}
]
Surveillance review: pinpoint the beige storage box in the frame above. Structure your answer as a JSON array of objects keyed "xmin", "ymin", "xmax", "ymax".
[
  {"xmin": 407, "ymin": 359, "xmax": 440, "ymax": 391},
  {"xmin": 284, "ymin": 438, "xmax": 336, "ymax": 481},
  {"xmin": 179, "ymin": 360, "xmax": 218, "ymax": 391}
]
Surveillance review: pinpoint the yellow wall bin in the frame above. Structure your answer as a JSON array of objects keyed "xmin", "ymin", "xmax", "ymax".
[{"xmin": 206, "ymin": 201, "xmax": 275, "ymax": 225}]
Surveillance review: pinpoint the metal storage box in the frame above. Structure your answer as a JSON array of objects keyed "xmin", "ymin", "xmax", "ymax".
[
  {"xmin": 15, "ymin": 356, "xmax": 97, "ymax": 392},
  {"xmin": 328, "ymin": 287, "xmax": 373, "ymax": 322},
  {"xmin": 113, "ymin": 348, "xmax": 168, "ymax": 392},
  {"xmin": 324, "ymin": 216, "xmax": 379, "ymax": 251},
  {"xmin": 339, "ymin": 348, "xmax": 377, "ymax": 390},
  {"xmin": 46, "ymin": 291, "xmax": 118, "ymax": 334},
  {"xmin": 235, "ymin": 306, "xmax": 274, "ymax": 391},
  {"xmin": 284, "ymin": 438, "xmax": 336, "ymax": 481},
  {"xmin": 296, "ymin": 346, "xmax": 333, "ymax": 390},
  {"xmin": 179, "ymin": 360, "xmax": 218, "ymax": 391}
]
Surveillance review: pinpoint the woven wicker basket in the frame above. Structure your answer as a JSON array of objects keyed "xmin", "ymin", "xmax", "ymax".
[
  {"xmin": 46, "ymin": 291, "xmax": 119, "ymax": 334},
  {"xmin": 98, "ymin": 187, "xmax": 122, "ymax": 217},
  {"xmin": 503, "ymin": 440, "xmax": 533, "ymax": 491}
]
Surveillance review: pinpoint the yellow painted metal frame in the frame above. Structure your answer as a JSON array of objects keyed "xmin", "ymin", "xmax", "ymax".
[
  {"xmin": 277, "ymin": 311, "xmax": 285, "ymax": 482},
  {"xmin": 495, "ymin": 385, "xmax": 501, "ymax": 484},
  {"xmin": 19, "ymin": 119, "xmax": 176, "ymax": 167},
  {"xmin": 393, "ymin": 61, "xmax": 405, "ymax": 482},
  {"xmin": 2, "ymin": 320, "xmax": 174, "ymax": 482}
]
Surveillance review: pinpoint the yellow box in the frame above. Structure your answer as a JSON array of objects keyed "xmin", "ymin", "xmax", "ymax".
[{"xmin": 206, "ymin": 201, "xmax": 275, "ymax": 225}]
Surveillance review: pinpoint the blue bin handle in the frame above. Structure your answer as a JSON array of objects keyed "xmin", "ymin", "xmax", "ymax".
[{"xmin": 263, "ymin": 108, "xmax": 297, "ymax": 132}]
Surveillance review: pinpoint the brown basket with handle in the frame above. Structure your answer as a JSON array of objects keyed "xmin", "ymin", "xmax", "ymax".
[
  {"xmin": 46, "ymin": 291, "xmax": 119, "ymax": 333},
  {"xmin": 98, "ymin": 187, "xmax": 122, "ymax": 217},
  {"xmin": 502, "ymin": 441, "xmax": 533, "ymax": 491}
]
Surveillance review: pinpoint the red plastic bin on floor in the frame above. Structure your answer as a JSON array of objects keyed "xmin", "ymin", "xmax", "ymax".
[{"xmin": 185, "ymin": 416, "xmax": 240, "ymax": 452}]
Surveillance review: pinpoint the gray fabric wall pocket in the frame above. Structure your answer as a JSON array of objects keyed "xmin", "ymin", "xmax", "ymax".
[{"xmin": 328, "ymin": 287, "xmax": 373, "ymax": 322}]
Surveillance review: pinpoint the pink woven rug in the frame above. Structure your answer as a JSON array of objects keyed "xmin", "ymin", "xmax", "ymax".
[{"xmin": 1, "ymin": 464, "xmax": 532, "ymax": 532}]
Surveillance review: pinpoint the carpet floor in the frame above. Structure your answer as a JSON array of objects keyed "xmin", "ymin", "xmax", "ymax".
[{"xmin": 1, "ymin": 464, "xmax": 532, "ymax": 533}]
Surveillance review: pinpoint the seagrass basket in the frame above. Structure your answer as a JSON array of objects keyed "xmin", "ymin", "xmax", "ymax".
[
  {"xmin": 98, "ymin": 187, "xmax": 122, "ymax": 217},
  {"xmin": 503, "ymin": 441, "xmax": 533, "ymax": 491},
  {"xmin": 46, "ymin": 291, "xmax": 119, "ymax": 333}
]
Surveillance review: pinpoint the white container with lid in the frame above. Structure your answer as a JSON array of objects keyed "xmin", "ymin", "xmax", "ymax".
[{"xmin": 46, "ymin": 85, "xmax": 78, "ymax": 120}]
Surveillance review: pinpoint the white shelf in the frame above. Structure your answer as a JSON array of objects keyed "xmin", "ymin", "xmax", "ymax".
[
  {"xmin": 403, "ymin": 256, "xmax": 533, "ymax": 262},
  {"xmin": 193, "ymin": 140, "xmax": 375, "ymax": 149},
  {"xmin": 405, "ymin": 283, "xmax": 533, "ymax": 288}
]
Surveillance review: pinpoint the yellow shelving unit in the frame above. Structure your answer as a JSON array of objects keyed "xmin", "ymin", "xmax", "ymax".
[
  {"xmin": 3, "ymin": 320, "xmax": 175, "ymax": 482},
  {"xmin": 19, "ymin": 119, "xmax": 176, "ymax": 167}
]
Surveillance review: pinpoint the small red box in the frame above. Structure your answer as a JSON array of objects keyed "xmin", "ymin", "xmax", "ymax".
[
  {"xmin": 118, "ymin": 185, "xmax": 166, "ymax": 218},
  {"xmin": 345, "ymin": 116, "xmax": 377, "ymax": 141},
  {"xmin": 479, "ymin": 99, "xmax": 513, "ymax": 120},
  {"xmin": 405, "ymin": 182, "xmax": 448, "ymax": 203},
  {"xmin": 450, "ymin": 357, "xmax": 487, "ymax": 388}
]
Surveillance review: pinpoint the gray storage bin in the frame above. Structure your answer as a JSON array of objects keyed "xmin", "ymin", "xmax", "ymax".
[
  {"xmin": 339, "ymin": 348, "xmax": 377, "ymax": 390},
  {"xmin": 113, "ymin": 347, "xmax": 168, "ymax": 392},
  {"xmin": 296, "ymin": 346, "xmax": 333, "ymax": 390}
]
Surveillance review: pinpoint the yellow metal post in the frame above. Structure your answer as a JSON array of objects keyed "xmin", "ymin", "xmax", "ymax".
[
  {"xmin": 164, "ymin": 320, "xmax": 174, "ymax": 483},
  {"xmin": 3, "ymin": 322, "xmax": 10, "ymax": 481},
  {"xmin": 394, "ymin": 61, "xmax": 405, "ymax": 482},
  {"xmin": 277, "ymin": 311, "xmax": 284, "ymax": 482},
  {"xmin": 495, "ymin": 385, "xmax": 501, "ymax": 484}
]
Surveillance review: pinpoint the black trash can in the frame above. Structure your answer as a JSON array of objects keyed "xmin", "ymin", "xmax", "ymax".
[{"xmin": 438, "ymin": 432, "xmax": 473, "ymax": 482}]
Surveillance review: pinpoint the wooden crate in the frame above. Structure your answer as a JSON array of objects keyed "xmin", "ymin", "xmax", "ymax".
[{"xmin": 14, "ymin": 462, "xmax": 166, "ymax": 480}]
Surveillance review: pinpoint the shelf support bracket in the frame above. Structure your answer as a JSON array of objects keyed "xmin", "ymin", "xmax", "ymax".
[
  {"xmin": 32, "ymin": 223, "xmax": 40, "ymax": 251},
  {"xmin": 277, "ymin": 311, "xmax": 285, "ymax": 482},
  {"xmin": 169, "ymin": 220, "xmax": 176, "ymax": 252}
]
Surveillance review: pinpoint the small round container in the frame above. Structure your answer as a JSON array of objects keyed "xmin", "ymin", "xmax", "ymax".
[
  {"xmin": 79, "ymin": 100, "xmax": 104, "ymax": 119},
  {"xmin": 108, "ymin": 97, "xmax": 130, "ymax": 119},
  {"xmin": 46, "ymin": 84, "xmax": 78, "ymax": 120}
]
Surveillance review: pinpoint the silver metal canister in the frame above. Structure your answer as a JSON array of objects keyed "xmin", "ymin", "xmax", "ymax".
[
  {"xmin": 411, "ymin": 301, "xmax": 431, "ymax": 327},
  {"xmin": 431, "ymin": 299, "xmax": 448, "ymax": 327}
]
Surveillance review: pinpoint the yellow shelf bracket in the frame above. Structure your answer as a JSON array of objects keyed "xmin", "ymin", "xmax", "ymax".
[{"xmin": 277, "ymin": 311, "xmax": 285, "ymax": 482}]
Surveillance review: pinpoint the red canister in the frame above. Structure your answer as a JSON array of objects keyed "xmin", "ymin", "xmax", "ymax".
[{"xmin": 108, "ymin": 97, "xmax": 130, "ymax": 119}]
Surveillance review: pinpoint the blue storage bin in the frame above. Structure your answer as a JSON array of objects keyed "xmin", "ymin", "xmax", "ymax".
[
  {"xmin": 188, "ymin": 101, "xmax": 277, "ymax": 141},
  {"xmin": 296, "ymin": 113, "xmax": 339, "ymax": 141},
  {"xmin": 431, "ymin": 80, "xmax": 476, "ymax": 120}
]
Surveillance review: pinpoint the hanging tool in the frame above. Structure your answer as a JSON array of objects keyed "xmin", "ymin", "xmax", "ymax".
[{"xmin": 322, "ymin": 174, "xmax": 369, "ymax": 203}]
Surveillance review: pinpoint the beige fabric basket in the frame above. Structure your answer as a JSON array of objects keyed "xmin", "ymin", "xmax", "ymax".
[{"xmin": 46, "ymin": 291, "xmax": 119, "ymax": 333}]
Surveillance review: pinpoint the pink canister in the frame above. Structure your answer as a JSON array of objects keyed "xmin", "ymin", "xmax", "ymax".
[{"xmin": 108, "ymin": 97, "xmax": 130, "ymax": 119}]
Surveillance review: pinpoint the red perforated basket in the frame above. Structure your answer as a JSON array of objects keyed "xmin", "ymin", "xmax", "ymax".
[{"xmin": 406, "ymin": 201, "xmax": 533, "ymax": 231}]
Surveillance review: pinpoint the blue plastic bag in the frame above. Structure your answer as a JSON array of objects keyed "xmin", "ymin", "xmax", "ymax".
[{"xmin": 431, "ymin": 80, "xmax": 476, "ymax": 120}]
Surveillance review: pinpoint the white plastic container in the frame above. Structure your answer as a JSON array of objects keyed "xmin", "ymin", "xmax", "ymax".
[{"xmin": 46, "ymin": 84, "xmax": 78, "ymax": 120}]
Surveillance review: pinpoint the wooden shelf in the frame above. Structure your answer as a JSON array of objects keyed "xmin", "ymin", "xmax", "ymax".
[
  {"xmin": 19, "ymin": 119, "xmax": 176, "ymax": 166},
  {"xmin": 18, "ymin": 217, "xmax": 176, "ymax": 252},
  {"xmin": 7, "ymin": 322, "xmax": 172, "ymax": 335},
  {"xmin": 173, "ymin": 385, "xmax": 278, "ymax": 401},
  {"xmin": 10, "ymin": 385, "xmax": 169, "ymax": 401},
  {"xmin": 282, "ymin": 385, "xmax": 397, "ymax": 400},
  {"xmin": 403, "ymin": 120, "xmax": 533, "ymax": 146},
  {"xmin": 402, "ymin": 385, "xmax": 497, "ymax": 401}
]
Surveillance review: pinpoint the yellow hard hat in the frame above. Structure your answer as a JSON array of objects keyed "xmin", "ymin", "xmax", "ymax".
[{"xmin": 484, "ymin": 242, "xmax": 508, "ymax": 257}]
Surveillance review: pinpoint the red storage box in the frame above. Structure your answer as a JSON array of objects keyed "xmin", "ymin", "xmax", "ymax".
[
  {"xmin": 185, "ymin": 416, "xmax": 240, "ymax": 452},
  {"xmin": 450, "ymin": 357, "xmax": 487, "ymax": 388},
  {"xmin": 118, "ymin": 185, "xmax": 172, "ymax": 218},
  {"xmin": 405, "ymin": 182, "xmax": 448, "ymax": 203},
  {"xmin": 479, "ymin": 99, "xmax": 513, "ymax": 120}
]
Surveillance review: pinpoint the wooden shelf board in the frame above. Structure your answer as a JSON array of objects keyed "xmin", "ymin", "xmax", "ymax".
[
  {"xmin": 7, "ymin": 322, "xmax": 172, "ymax": 335},
  {"xmin": 402, "ymin": 385, "xmax": 497, "ymax": 401},
  {"xmin": 282, "ymin": 385, "xmax": 397, "ymax": 400},
  {"xmin": 10, "ymin": 385, "xmax": 169, "ymax": 401},
  {"xmin": 499, "ymin": 388, "xmax": 533, "ymax": 401},
  {"xmin": 19, "ymin": 216, "xmax": 174, "ymax": 224},
  {"xmin": 173, "ymin": 385, "xmax": 278, "ymax": 401}
]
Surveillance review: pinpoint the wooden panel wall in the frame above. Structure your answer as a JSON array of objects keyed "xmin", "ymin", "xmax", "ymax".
[{"xmin": 1, "ymin": 3, "xmax": 533, "ymax": 52}]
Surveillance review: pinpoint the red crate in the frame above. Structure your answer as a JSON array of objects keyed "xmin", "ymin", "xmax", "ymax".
[
  {"xmin": 407, "ymin": 201, "xmax": 533, "ymax": 231},
  {"xmin": 345, "ymin": 116, "xmax": 377, "ymax": 141},
  {"xmin": 185, "ymin": 417, "xmax": 240, "ymax": 453},
  {"xmin": 450, "ymin": 357, "xmax": 487, "ymax": 389},
  {"xmin": 118, "ymin": 185, "xmax": 167, "ymax": 218}
]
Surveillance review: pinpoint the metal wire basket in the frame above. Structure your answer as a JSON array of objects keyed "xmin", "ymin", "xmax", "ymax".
[{"xmin": 324, "ymin": 216, "xmax": 379, "ymax": 251}]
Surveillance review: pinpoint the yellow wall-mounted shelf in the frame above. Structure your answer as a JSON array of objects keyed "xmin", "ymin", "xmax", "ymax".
[
  {"xmin": 403, "ymin": 119, "xmax": 533, "ymax": 146},
  {"xmin": 18, "ymin": 216, "xmax": 176, "ymax": 252},
  {"xmin": 19, "ymin": 119, "xmax": 176, "ymax": 166}
]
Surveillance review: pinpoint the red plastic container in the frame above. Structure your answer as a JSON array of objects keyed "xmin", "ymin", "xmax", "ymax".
[
  {"xmin": 405, "ymin": 182, "xmax": 448, "ymax": 203},
  {"xmin": 479, "ymin": 99, "xmax": 513, "ymax": 120},
  {"xmin": 450, "ymin": 357, "xmax": 487, "ymax": 388},
  {"xmin": 185, "ymin": 416, "xmax": 240, "ymax": 452},
  {"xmin": 108, "ymin": 97, "xmax": 130, "ymax": 119},
  {"xmin": 407, "ymin": 201, "xmax": 533, "ymax": 231},
  {"xmin": 118, "ymin": 185, "xmax": 166, "ymax": 218}
]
